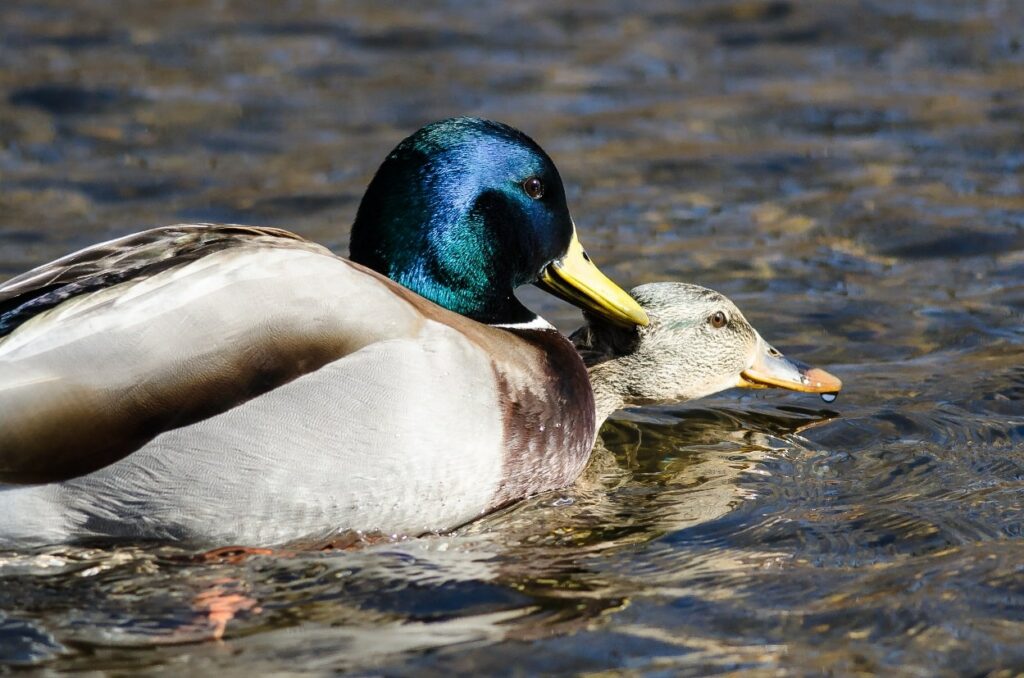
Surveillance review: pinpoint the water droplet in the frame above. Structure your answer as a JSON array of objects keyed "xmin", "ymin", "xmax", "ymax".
[{"xmin": 820, "ymin": 392, "xmax": 838, "ymax": 403}]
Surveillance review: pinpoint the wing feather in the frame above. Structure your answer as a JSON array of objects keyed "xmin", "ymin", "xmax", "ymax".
[
  {"xmin": 0, "ymin": 229, "xmax": 425, "ymax": 483},
  {"xmin": 0, "ymin": 224, "xmax": 320, "ymax": 338}
]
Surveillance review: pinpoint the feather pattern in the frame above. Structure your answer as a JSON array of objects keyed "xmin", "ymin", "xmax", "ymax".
[
  {"xmin": 0, "ymin": 225, "xmax": 597, "ymax": 545},
  {"xmin": 0, "ymin": 224, "xmax": 314, "ymax": 338}
]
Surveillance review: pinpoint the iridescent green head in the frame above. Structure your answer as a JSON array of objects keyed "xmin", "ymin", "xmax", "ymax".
[{"xmin": 349, "ymin": 118, "xmax": 648, "ymax": 328}]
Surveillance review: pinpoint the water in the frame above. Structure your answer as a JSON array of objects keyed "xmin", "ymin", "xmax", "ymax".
[{"xmin": 1, "ymin": 0, "xmax": 1023, "ymax": 673}]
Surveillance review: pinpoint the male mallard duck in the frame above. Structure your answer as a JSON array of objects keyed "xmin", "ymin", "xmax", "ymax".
[
  {"xmin": 0, "ymin": 118, "xmax": 648, "ymax": 546},
  {"xmin": 571, "ymin": 282, "xmax": 842, "ymax": 426}
]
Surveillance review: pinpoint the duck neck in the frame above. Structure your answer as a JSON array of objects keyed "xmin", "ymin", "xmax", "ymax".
[
  {"xmin": 586, "ymin": 359, "xmax": 632, "ymax": 427},
  {"xmin": 572, "ymin": 322, "xmax": 644, "ymax": 426}
]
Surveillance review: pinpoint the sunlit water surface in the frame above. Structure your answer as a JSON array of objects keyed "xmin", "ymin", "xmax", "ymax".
[{"xmin": 1, "ymin": 0, "xmax": 1022, "ymax": 674}]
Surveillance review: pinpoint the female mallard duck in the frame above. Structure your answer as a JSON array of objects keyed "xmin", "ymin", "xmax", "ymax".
[
  {"xmin": 571, "ymin": 282, "xmax": 842, "ymax": 426},
  {"xmin": 0, "ymin": 118, "xmax": 648, "ymax": 546}
]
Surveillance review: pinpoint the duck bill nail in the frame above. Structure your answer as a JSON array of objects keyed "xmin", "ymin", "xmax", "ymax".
[
  {"xmin": 536, "ymin": 231, "xmax": 649, "ymax": 328},
  {"xmin": 736, "ymin": 336, "xmax": 843, "ymax": 393}
]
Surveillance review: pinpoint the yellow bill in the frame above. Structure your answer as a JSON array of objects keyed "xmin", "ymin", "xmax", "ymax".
[
  {"xmin": 537, "ymin": 230, "xmax": 649, "ymax": 327},
  {"xmin": 736, "ymin": 334, "xmax": 843, "ymax": 394}
]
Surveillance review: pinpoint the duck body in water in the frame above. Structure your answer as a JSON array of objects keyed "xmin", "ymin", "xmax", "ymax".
[
  {"xmin": 0, "ymin": 276, "xmax": 840, "ymax": 547},
  {"xmin": 0, "ymin": 120, "xmax": 840, "ymax": 548},
  {"xmin": 0, "ymin": 118, "xmax": 648, "ymax": 546}
]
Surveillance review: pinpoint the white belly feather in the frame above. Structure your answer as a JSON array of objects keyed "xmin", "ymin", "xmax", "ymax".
[{"xmin": 1, "ymin": 326, "xmax": 506, "ymax": 546}]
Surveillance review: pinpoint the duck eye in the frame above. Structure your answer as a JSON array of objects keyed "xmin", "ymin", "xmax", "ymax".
[
  {"xmin": 522, "ymin": 176, "xmax": 545, "ymax": 200},
  {"xmin": 709, "ymin": 311, "xmax": 727, "ymax": 328}
]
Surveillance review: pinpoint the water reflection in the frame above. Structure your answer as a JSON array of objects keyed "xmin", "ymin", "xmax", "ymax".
[
  {"xmin": 5, "ymin": 357, "xmax": 1014, "ymax": 674},
  {"xmin": 0, "ymin": 405, "xmax": 843, "ymax": 671}
]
